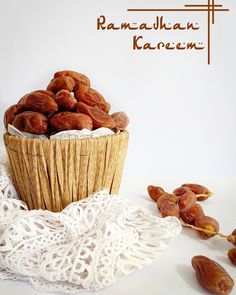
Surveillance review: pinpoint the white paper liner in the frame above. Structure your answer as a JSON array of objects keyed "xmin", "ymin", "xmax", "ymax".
[{"xmin": 7, "ymin": 125, "xmax": 116, "ymax": 140}]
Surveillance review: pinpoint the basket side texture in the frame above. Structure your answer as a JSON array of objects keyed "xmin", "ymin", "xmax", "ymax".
[{"xmin": 3, "ymin": 131, "xmax": 129, "ymax": 212}]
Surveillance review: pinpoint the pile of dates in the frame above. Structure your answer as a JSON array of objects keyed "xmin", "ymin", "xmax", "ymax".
[
  {"xmin": 4, "ymin": 70, "xmax": 129, "ymax": 135},
  {"xmin": 148, "ymin": 183, "xmax": 236, "ymax": 294}
]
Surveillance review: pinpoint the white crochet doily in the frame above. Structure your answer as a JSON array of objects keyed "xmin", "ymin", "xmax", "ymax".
[{"xmin": 0, "ymin": 147, "xmax": 182, "ymax": 294}]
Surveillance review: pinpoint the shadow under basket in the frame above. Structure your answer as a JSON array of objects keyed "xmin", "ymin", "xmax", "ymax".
[{"xmin": 3, "ymin": 131, "xmax": 129, "ymax": 212}]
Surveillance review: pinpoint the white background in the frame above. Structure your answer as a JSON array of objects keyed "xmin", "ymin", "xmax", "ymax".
[{"xmin": 0, "ymin": 0, "xmax": 236, "ymax": 294}]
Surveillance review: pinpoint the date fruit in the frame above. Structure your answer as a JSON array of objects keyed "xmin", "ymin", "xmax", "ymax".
[
  {"xmin": 34, "ymin": 90, "xmax": 55, "ymax": 99},
  {"xmin": 182, "ymin": 183, "xmax": 212, "ymax": 201},
  {"xmin": 75, "ymin": 102, "xmax": 115, "ymax": 129},
  {"xmin": 4, "ymin": 104, "xmax": 25, "ymax": 128},
  {"xmin": 54, "ymin": 70, "xmax": 90, "ymax": 91},
  {"xmin": 195, "ymin": 216, "xmax": 219, "ymax": 239},
  {"xmin": 178, "ymin": 190, "xmax": 197, "ymax": 211},
  {"xmin": 75, "ymin": 88, "xmax": 110, "ymax": 113},
  {"xmin": 192, "ymin": 255, "xmax": 234, "ymax": 295},
  {"xmin": 160, "ymin": 200, "xmax": 180, "ymax": 218},
  {"xmin": 12, "ymin": 111, "xmax": 48, "ymax": 134},
  {"xmin": 111, "ymin": 112, "xmax": 129, "ymax": 131},
  {"xmin": 157, "ymin": 193, "xmax": 178, "ymax": 210},
  {"xmin": 47, "ymin": 76, "xmax": 75, "ymax": 93},
  {"xmin": 147, "ymin": 185, "xmax": 165, "ymax": 202},
  {"xmin": 18, "ymin": 94, "xmax": 28, "ymax": 104},
  {"xmin": 18, "ymin": 90, "xmax": 55, "ymax": 104},
  {"xmin": 55, "ymin": 90, "xmax": 77, "ymax": 111},
  {"xmin": 22, "ymin": 92, "xmax": 58, "ymax": 115},
  {"xmin": 180, "ymin": 204, "xmax": 205, "ymax": 225},
  {"xmin": 49, "ymin": 112, "xmax": 93, "ymax": 131},
  {"xmin": 173, "ymin": 186, "xmax": 190, "ymax": 197},
  {"xmin": 227, "ymin": 229, "xmax": 236, "ymax": 246},
  {"xmin": 228, "ymin": 248, "xmax": 236, "ymax": 266}
]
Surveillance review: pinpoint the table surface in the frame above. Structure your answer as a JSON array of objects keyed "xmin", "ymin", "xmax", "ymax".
[{"xmin": 1, "ymin": 176, "xmax": 236, "ymax": 295}]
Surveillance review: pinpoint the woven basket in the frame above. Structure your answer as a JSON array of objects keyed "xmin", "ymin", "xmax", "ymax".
[{"xmin": 3, "ymin": 131, "xmax": 129, "ymax": 212}]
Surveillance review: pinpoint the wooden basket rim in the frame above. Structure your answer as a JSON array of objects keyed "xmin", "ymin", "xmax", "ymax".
[{"xmin": 3, "ymin": 130, "xmax": 129, "ymax": 145}]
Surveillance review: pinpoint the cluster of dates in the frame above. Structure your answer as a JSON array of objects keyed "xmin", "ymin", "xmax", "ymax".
[
  {"xmin": 4, "ymin": 70, "xmax": 129, "ymax": 135},
  {"xmin": 148, "ymin": 183, "xmax": 236, "ymax": 295},
  {"xmin": 148, "ymin": 183, "xmax": 219, "ymax": 237}
]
